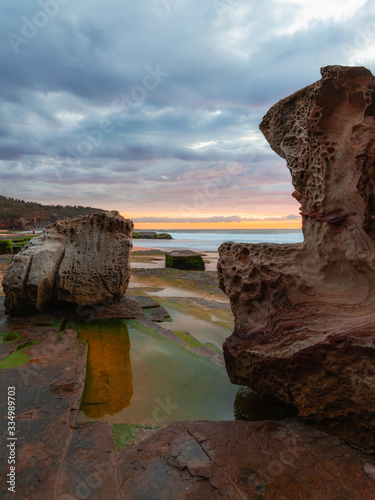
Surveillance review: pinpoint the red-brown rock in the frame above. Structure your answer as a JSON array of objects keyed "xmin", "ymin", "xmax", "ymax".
[
  {"xmin": 115, "ymin": 419, "xmax": 375, "ymax": 499},
  {"xmin": 218, "ymin": 65, "xmax": 375, "ymax": 451},
  {"xmin": 1, "ymin": 314, "xmax": 374, "ymax": 499}
]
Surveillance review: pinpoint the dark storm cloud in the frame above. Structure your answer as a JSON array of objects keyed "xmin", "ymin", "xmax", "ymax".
[{"xmin": 0, "ymin": 0, "xmax": 374, "ymax": 215}]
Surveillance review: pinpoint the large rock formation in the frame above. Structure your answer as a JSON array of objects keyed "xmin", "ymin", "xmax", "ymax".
[
  {"xmin": 3, "ymin": 211, "xmax": 133, "ymax": 316},
  {"xmin": 218, "ymin": 66, "xmax": 375, "ymax": 451}
]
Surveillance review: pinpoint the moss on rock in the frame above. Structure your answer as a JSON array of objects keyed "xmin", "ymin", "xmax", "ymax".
[
  {"xmin": 165, "ymin": 251, "xmax": 205, "ymax": 271},
  {"xmin": 0, "ymin": 340, "xmax": 40, "ymax": 369},
  {"xmin": 0, "ymin": 239, "xmax": 13, "ymax": 254},
  {"xmin": 173, "ymin": 330, "xmax": 203, "ymax": 348},
  {"xmin": 112, "ymin": 423, "xmax": 159, "ymax": 450},
  {"xmin": 12, "ymin": 236, "xmax": 33, "ymax": 254},
  {"xmin": 0, "ymin": 331, "xmax": 22, "ymax": 344}
]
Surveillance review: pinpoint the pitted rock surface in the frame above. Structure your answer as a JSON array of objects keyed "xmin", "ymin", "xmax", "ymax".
[
  {"xmin": 218, "ymin": 65, "xmax": 375, "ymax": 450},
  {"xmin": 3, "ymin": 211, "xmax": 133, "ymax": 316}
]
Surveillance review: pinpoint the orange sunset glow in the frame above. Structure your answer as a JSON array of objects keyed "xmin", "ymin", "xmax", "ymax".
[{"xmin": 122, "ymin": 214, "xmax": 302, "ymax": 230}]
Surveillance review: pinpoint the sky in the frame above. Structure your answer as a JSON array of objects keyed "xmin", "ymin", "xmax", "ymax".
[{"xmin": 1, "ymin": 0, "xmax": 374, "ymax": 228}]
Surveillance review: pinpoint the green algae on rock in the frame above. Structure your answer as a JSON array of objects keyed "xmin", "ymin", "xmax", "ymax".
[
  {"xmin": 204, "ymin": 343, "xmax": 223, "ymax": 355},
  {"xmin": 0, "ymin": 331, "xmax": 22, "ymax": 343},
  {"xmin": 173, "ymin": 330, "xmax": 204, "ymax": 348},
  {"xmin": 165, "ymin": 250, "xmax": 205, "ymax": 270},
  {"xmin": 131, "ymin": 267, "xmax": 224, "ymax": 298},
  {"xmin": 0, "ymin": 340, "xmax": 40, "ymax": 369},
  {"xmin": 154, "ymin": 297, "xmax": 232, "ymax": 347},
  {"xmin": 112, "ymin": 423, "xmax": 139, "ymax": 450},
  {"xmin": 171, "ymin": 330, "xmax": 223, "ymax": 355},
  {"xmin": 133, "ymin": 231, "xmax": 172, "ymax": 239},
  {"xmin": 0, "ymin": 239, "xmax": 13, "ymax": 254},
  {"xmin": 11, "ymin": 236, "xmax": 34, "ymax": 254},
  {"xmin": 112, "ymin": 423, "xmax": 159, "ymax": 451}
]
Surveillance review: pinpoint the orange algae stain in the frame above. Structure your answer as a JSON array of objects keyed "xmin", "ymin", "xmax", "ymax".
[{"xmin": 78, "ymin": 320, "xmax": 133, "ymax": 419}]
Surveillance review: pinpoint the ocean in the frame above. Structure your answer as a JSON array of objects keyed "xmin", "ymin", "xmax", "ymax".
[{"xmin": 133, "ymin": 229, "xmax": 304, "ymax": 251}]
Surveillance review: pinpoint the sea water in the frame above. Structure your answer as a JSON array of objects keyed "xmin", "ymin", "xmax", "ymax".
[{"xmin": 133, "ymin": 229, "xmax": 304, "ymax": 251}]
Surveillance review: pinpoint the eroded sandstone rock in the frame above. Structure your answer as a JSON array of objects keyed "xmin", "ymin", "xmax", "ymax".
[
  {"xmin": 3, "ymin": 211, "xmax": 133, "ymax": 316},
  {"xmin": 218, "ymin": 65, "xmax": 375, "ymax": 451}
]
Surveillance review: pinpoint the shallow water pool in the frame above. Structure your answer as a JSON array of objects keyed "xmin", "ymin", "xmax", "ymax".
[
  {"xmin": 159, "ymin": 308, "xmax": 232, "ymax": 347},
  {"xmin": 76, "ymin": 319, "xmax": 239, "ymax": 425}
]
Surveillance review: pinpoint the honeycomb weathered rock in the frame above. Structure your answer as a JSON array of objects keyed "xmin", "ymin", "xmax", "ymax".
[
  {"xmin": 218, "ymin": 66, "xmax": 375, "ymax": 451},
  {"xmin": 3, "ymin": 211, "xmax": 133, "ymax": 315}
]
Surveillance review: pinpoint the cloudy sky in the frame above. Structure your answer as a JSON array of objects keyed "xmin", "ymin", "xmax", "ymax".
[{"xmin": 1, "ymin": 0, "xmax": 374, "ymax": 227}]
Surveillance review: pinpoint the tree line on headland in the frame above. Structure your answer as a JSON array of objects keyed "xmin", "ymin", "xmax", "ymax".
[{"xmin": 0, "ymin": 195, "xmax": 104, "ymax": 230}]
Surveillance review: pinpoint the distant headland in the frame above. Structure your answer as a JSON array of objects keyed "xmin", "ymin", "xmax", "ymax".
[{"xmin": 0, "ymin": 195, "xmax": 105, "ymax": 230}]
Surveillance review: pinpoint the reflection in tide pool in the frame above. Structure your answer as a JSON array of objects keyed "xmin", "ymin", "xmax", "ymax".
[
  {"xmin": 77, "ymin": 319, "xmax": 239, "ymax": 425},
  {"xmin": 79, "ymin": 320, "xmax": 133, "ymax": 419},
  {"xmin": 159, "ymin": 308, "xmax": 231, "ymax": 347}
]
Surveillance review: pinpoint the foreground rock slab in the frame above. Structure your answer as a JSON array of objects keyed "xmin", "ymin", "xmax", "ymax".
[
  {"xmin": 218, "ymin": 65, "xmax": 375, "ymax": 451},
  {"xmin": 93, "ymin": 296, "xmax": 144, "ymax": 320},
  {"xmin": 3, "ymin": 211, "xmax": 133, "ymax": 316},
  {"xmin": 132, "ymin": 295, "xmax": 172, "ymax": 322},
  {"xmin": 1, "ymin": 319, "xmax": 374, "ymax": 499},
  {"xmin": 0, "ymin": 323, "xmax": 88, "ymax": 498},
  {"xmin": 115, "ymin": 419, "xmax": 375, "ymax": 500}
]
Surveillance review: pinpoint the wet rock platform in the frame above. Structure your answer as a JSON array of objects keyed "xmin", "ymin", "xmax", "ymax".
[{"xmin": 0, "ymin": 302, "xmax": 374, "ymax": 499}]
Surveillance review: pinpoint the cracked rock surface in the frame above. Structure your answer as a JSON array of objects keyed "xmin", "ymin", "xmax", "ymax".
[
  {"xmin": 0, "ymin": 309, "xmax": 374, "ymax": 499},
  {"xmin": 115, "ymin": 419, "xmax": 375, "ymax": 500}
]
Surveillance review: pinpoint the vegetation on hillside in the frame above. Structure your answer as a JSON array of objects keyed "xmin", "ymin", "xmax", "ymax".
[
  {"xmin": 0, "ymin": 240, "xmax": 12, "ymax": 254},
  {"xmin": 0, "ymin": 195, "xmax": 104, "ymax": 227}
]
